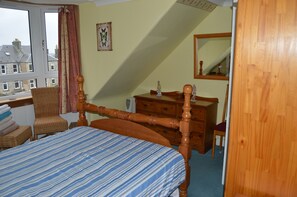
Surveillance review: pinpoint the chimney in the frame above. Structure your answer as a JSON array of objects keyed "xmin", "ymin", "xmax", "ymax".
[
  {"xmin": 12, "ymin": 38, "xmax": 21, "ymax": 50},
  {"xmin": 55, "ymin": 45, "xmax": 58, "ymax": 58}
]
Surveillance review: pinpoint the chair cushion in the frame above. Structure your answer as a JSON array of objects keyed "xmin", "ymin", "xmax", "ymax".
[
  {"xmin": 0, "ymin": 126, "xmax": 32, "ymax": 148},
  {"xmin": 214, "ymin": 121, "xmax": 226, "ymax": 131},
  {"xmin": 34, "ymin": 116, "xmax": 68, "ymax": 135}
]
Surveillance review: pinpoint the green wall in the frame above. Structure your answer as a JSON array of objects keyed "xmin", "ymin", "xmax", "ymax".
[
  {"xmin": 79, "ymin": 0, "xmax": 176, "ymax": 101},
  {"xmin": 133, "ymin": 6, "xmax": 232, "ymax": 122},
  {"xmin": 78, "ymin": 1, "xmax": 232, "ymax": 122}
]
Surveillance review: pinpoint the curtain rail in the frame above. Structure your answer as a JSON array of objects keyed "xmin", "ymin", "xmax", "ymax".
[{"xmin": 4, "ymin": 0, "xmax": 72, "ymax": 6}]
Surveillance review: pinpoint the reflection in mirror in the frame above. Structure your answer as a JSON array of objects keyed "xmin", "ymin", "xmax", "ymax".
[{"xmin": 194, "ymin": 33, "xmax": 232, "ymax": 80}]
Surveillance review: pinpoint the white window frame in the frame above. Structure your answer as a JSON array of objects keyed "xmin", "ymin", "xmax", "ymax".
[
  {"xmin": 13, "ymin": 64, "xmax": 19, "ymax": 73},
  {"xmin": 29, "ymin": 79, "xmax": 36, "ymax": 88},
  {"xmin": 0, "ymin": 1, "xmax": 59, "ymax": 100},
  {"xmin": 14, "ymin": 80, "xmax": 21, "ymax": 89},
  {"xmin": 51, "ymin": 78, "xmax": 56, "ymax": 85},
  {"xmin": 2, "ymin": 82, "xmax": 8, "ymax": 91},
  {"xmin": 49, "ymin": 63, "xmax": 55, "ymax": 71},
  {"xmin": 28, "ymin": 63, "xmax": 33, "ymax": 72},
  {"xmin": 1, "ymin": 65, "xmax": 6, "ymax": 75}
]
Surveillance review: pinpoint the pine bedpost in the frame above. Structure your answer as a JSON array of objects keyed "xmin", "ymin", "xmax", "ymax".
[
  {"xmin": 77, "ymin": 75, "xmax": 88, "ymax": 126},
  {"xmin": 179, "ymin": 84, "xmax": 192, "ymax": 197}
]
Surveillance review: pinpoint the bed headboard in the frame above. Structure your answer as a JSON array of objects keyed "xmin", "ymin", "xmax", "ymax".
[{"xmin": 76, "ymin": 75, "xmax": 192, "ymax": 197}]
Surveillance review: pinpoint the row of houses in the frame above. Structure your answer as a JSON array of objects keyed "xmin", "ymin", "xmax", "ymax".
[{"xmin": 0, "ymin": 39, "xmax": 58, "ymax": 98}]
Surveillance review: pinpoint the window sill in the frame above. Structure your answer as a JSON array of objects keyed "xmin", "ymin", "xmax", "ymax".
[{"xmin": 0, "ymin": 96, "xmax": 33, "ymax": 108}]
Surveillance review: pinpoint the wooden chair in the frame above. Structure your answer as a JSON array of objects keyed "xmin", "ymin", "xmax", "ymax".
[
  {"xmin": 212, "ymin": 84, "xmax": 229, "ymax": 158},
  {"xmin": 31, "ymin": 87, "xmax": 68, "ymax": 140}
]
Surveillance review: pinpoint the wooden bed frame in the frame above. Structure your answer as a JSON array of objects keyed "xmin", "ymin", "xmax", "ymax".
[{"xmin": 76, "ymin": 75, "xmax": 192, "ymax": 197}]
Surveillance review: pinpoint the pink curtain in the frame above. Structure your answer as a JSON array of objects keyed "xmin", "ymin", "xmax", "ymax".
[{"xmin": 58, "ymin": 5, "xmax": 81, "ymax": 113}]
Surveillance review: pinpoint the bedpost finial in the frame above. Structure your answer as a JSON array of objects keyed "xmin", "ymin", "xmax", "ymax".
[
  {"xmin": 77, "ymin": 75, "xmax": 84, "ymax": 83},
  {"xmin": 183, "ymin": 84, "xmax": 193, "ymax": 95}
]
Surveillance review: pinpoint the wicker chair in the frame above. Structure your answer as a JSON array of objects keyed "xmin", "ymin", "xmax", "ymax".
[{"xmin": 31, "ymin": 87, "xmax": 68, "ymax": 140}]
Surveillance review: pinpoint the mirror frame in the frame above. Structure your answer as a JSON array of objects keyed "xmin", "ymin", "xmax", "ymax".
[{"xmin": 194, "ymin": 32, "xmax": 232, "ymax": 80}]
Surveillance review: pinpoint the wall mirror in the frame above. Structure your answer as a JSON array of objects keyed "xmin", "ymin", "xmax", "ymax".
[{"xmin": 194, "ymin": 32, "xmax": 232, "ymax": 80}]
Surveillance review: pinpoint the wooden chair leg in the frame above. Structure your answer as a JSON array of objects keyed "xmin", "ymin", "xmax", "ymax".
[
  {"xmin": 219, "ymin": 135, "xmax": 223, "ymax": 150},
  {"xmin": 212, "ymin": 131, "xmax": 216, "ymax": 158}
]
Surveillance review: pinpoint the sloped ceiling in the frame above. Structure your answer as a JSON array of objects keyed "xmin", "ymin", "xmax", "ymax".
[
  {"xmin": 96, "ymin": 2, "xmax": 210, "ymax": 98},
  {"xmin": 177, "ymin": 0, "xmax": 217, "ymax": 11}
]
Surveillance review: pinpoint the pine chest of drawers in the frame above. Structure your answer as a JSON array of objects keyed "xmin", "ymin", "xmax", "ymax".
[{"xmin": 134, "ymin": 93, "xmax": 218, "ymax": 154}]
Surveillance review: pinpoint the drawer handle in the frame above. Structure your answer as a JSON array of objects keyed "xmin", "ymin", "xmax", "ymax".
[{"xmin": 163, "ymin": 107, "xmax": 168, "ymax": 111}]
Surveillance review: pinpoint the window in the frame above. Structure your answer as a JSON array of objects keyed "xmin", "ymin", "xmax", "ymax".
[
  {"xmin": 28, "ymin": 63, "xmax": 33, "ymax": 72},
  {"xmin": 51, "ymin": 78, "xmax": 56, "ymax": 84},
  {"xmin": 0, "ymin": 2, "xmax": 58, "ymax": 100},
  {"xmin": 29, "ymin": 79, "xmax": 36, "ymax": 88},
  {"xmin": 49, "ymin": 63, "xmax": 55, "ymax": 71},
  {"xmin": 1, "ymin": 65, "xmax": 6, "ymax": 74},
  {"xmin": 14, "ymin": 81, "xmax": 21, "ymax": 89},
  {"xmin": 13, "ymin": 64, "xmax": 19, "ymax": 73},
  {"xmin": 2, "ymin": 83, "xmax": 8, "ymax": 91},
  {"xmin": 45, "ymin": 77, "xmax": 58, "ymax": 87}
]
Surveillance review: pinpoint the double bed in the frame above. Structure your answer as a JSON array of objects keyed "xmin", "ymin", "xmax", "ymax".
[{"xmin": 0, "ymin": 75, "xmax": 192, "ymax": 197}]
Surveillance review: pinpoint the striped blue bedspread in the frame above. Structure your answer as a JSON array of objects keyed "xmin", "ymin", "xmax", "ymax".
[{"xmin": 0, "ymin": 126, "xmax": 185, "ymax": 197}]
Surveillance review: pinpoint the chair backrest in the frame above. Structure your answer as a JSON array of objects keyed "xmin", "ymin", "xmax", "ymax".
[
  {"xmin": 222, "ymin": 84, "xmax": 229, "ymax": 122},
  {"xmin": 31, "ymin": 87, "xmax": 60, "ymax": 118}
]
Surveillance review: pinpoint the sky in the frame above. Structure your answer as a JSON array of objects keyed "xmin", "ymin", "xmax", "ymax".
[{"xmin": 0, "ymin": 7, "xmax": 58, "ymax": 54}]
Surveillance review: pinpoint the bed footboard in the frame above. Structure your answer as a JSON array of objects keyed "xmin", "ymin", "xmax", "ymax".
[{"xmin": 76, "ymin": 75, "xmax": 192, "ymax": 197}]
